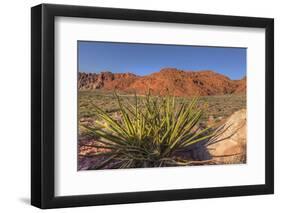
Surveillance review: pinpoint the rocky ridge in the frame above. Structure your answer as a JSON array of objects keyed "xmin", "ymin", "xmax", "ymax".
[{"xmin": 78, "ymin": 68, "xmax": 246, "ymax": 96}]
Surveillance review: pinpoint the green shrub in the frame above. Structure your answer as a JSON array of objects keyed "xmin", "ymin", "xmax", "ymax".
[{"xmin": 82, "ymin": 92, "xmax": 221, "ymax": 169}]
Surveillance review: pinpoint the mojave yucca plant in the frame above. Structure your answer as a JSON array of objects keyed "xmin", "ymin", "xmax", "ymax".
[{"xmin": 82, "ymin": 92, "xmax": 221, "ymax": 169}]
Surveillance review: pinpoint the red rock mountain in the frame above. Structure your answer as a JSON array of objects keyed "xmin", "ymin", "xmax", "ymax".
[{"xmin": 78, "ymin": 68, "xmax": 246, "ymax": 96}]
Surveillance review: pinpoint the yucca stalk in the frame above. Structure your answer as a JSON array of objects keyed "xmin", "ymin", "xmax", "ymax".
[{"xmin": 82, "ymin": 92, "xmax": 221, "ymax": 169}]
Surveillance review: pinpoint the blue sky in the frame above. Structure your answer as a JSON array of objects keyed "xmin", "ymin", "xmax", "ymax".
[{"xmin": 78, "ymin": 41, "xmax": 246, "ymax": 80}]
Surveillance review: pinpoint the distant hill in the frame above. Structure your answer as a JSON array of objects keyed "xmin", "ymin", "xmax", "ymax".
[{"xmin": 78, "ymin": 68, "xmax": 246, "ymax": 96}]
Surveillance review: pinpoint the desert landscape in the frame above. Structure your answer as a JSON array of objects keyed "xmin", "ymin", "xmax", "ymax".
[{"xmin": 78, "ymin": 68, "xmax": 246, "ymax": 170}]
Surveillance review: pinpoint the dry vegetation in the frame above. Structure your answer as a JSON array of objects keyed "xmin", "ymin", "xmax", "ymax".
[
  {"xmin": 79, "ymin": 90, "xmax": 246, "ymax": 136},
  {"xmin": 78, "ymin": 90, "xmax": 246, "ymax": 170}
]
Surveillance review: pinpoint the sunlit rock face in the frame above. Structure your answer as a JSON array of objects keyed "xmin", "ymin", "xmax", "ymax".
[
  {"xmin": 208, "ymin": 109, "xmax": 247, "ymax": 164},
  {"xmin": 78, "ymin": 68, "xmax": 246, "ymax": 96}
]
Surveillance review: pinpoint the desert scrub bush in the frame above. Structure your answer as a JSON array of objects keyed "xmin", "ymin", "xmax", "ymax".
[{"xmin": 82, "ymin": 92, "xmax": 222, "ymax": 169}]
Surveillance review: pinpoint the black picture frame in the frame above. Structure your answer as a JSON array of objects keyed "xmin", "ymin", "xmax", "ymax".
[{"xmin": 31, "ymin": 3, "xmax": 274, "ymax": 209}]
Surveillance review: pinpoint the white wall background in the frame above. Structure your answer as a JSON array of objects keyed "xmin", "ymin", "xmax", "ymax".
[{"xmin": 0, "ymin": 0, "xmax": 279, "ymax": 212}]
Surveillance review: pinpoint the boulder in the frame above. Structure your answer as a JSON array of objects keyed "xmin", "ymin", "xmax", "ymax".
[{"xmin": 208, "ymin": 109, "xmax": 247, "ymax": 164}]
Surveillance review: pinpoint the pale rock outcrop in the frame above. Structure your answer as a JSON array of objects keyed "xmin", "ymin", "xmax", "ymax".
[{"xmin": 208, "ymin": 109, "xmax": 247, "ymax": 164}]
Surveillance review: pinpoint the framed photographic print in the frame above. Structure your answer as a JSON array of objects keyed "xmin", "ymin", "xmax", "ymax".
[{"xmin": 31, "ymin": 3, "xmax": 274, "ymax": 209}]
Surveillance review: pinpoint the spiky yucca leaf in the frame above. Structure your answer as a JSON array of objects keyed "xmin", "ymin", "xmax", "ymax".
[{"xmin": 82, "ymin": 92, "xmax": 221, "ymax": 169}]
